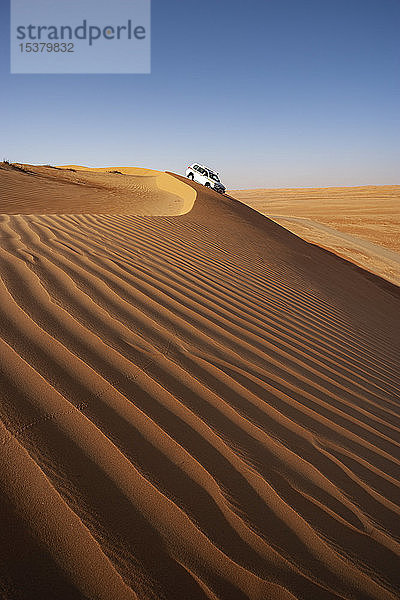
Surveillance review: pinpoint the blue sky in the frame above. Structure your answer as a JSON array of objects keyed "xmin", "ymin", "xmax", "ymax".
[{"xmin": 1, "ymin": 0, "xmax": 399, "ymax": 188}]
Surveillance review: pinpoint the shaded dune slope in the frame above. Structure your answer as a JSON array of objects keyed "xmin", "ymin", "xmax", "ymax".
[{"xmin": 0, "ymin": 171, "xmax": 400, "ymax": 599}]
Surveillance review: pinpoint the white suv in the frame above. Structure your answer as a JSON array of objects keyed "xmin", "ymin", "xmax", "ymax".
[{"xmin": 186, "ymin": 163, "xmax": 226, "ymax": 194}]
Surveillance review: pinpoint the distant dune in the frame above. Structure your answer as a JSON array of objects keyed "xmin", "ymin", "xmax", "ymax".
[
  {"xmin": 0, "ymin": 163, "xmax": 196, "ymax": 215},
  {"xmin": 231, "ymin": 186, "xmax": 400, "ymax": 286},
  {"xmin": 0, "ymin": 163, "xmax": 400, "ymax": 600}
]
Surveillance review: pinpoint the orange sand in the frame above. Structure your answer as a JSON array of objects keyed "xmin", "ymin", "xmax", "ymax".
[{"xmin": 0, "ymin": 163, "xmax": 399, "ymax": 599}]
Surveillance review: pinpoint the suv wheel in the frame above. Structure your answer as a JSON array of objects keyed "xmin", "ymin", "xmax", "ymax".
[
  {"xmin": 205, "ymin": 182, "xmax": 211, "ymax": 187},
  {"xmin": 188, "ymin": 173, "xmax": 194, "ymax": 180}
]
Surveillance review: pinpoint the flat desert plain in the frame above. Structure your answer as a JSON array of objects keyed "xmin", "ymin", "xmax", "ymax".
[
  {"xmin": 230, "ymin": 186, "xmax": 400, "ymax": 287},
  {"xmin": 0, "ymin": 162, "xmax": 400, "ymax": 600}
]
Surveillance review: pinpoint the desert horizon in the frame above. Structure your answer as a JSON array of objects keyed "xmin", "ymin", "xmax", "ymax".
[{"xmin": 0, "ymin": 160, "xmax": 399, "ymax": 599}]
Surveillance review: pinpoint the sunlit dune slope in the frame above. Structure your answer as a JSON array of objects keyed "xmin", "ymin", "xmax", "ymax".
[
  {"xmin": 0, "ymin": 168, "xmax": 399, "ymax": 600},
  {"xmin": 0, "ymin": 162, "xmax": 195, "ymax": 215},
  {"xmin": 59, "ymin": 165, "xmax": 160, "ymax": 175}
]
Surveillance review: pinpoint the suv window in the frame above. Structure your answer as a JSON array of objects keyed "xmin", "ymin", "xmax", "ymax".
[
  {"xmin": 193, "ymin": 165, "xmax": 200, "ymax": 171},
  {"xmin": 198, "ymin": 167, "xmax": 205, "ymax": 175},
  {"xmin": 209, "ymin": 172, "xmax": 220, "ymax": 182}
]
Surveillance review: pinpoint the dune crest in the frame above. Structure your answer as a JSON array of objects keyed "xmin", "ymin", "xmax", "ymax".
[
  {"xmin": 0, "ymin": 162, "xmax": 196, "ymax": 215},
  {"xmin": 0, "ymin": 167, "xmax": 399, "ymax": 599}
]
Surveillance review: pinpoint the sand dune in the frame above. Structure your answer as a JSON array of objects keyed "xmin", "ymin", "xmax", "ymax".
[
  {"xmin": 0, "ymin": 163, "xmax": 195, "ymax": 215},
  {"xmin": 230, "ymin": 186, "xmax": 400, "ymax": 286},
  {"xmin": 0, "ymin": 165, "xmax": 400, "ymax": 600}
]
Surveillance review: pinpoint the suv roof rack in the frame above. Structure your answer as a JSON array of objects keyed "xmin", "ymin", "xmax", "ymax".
[{"xmin": 201, "ymin": 164, "xmax": 219, "ymax": 174}]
